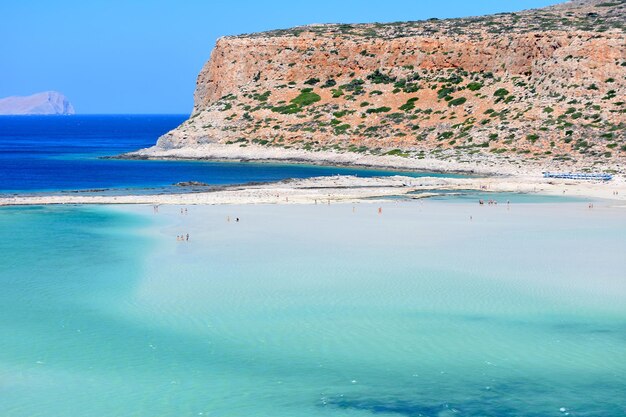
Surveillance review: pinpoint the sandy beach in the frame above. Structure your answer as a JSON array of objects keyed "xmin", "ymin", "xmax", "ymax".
[
  {"xmin": 123, "ymin": 143, "xmax": 522, "ymax": 176},
  {"xmin": 127, "ymin": 142, "xmax": 626, "ymax": 178},
  {"xmin": 2, "ymin": 173, "xmax": 625, "ymax": 206}
]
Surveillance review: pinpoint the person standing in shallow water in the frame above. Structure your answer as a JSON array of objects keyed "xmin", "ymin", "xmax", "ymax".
[{"xmin": 186, "ymin": 234, "xmax": 189, "ymax": 241}]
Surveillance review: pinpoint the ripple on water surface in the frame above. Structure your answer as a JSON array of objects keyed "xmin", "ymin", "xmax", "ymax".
[{"xmin": 0, "ymin": 202, "xmax": 624, "ymax": 416}]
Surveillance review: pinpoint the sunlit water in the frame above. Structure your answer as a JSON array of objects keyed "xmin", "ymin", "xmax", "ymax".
[
  {"xmin": 0, "ymin": 115, "xmax": 463, "ymax": 194},
  {"xmin": 0, "ymin": 200, "xmax": 624, "ymax": 416}
]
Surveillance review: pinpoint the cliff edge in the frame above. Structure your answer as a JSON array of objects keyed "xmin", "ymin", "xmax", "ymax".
[{"xmin": 140, "ymin": 0, "xmax": 625, "ymax": 173}]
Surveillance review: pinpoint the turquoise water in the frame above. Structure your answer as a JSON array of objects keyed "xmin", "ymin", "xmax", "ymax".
[
  {"xmin": 409, "ymin": 190, "xmax": 587, "ymax": 204},
  {"xmin": 0, "ymin": 202, "xmax": 625, "ymax": 416}
]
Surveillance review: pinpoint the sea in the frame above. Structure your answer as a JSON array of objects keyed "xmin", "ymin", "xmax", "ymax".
[
  {"xmin": 0, "ymin": 116, "xmax": 624, "ymax": 417},
  {"xmin": 0, "ymin": 115, "xmax": 460, "ymax": 194}
]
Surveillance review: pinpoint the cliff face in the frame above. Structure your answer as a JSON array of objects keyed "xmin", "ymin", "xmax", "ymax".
[
  {"xmin": 0, "ymin": 92, "xmax": 75, "ymax": 115},
  {"xmin": 157, "ymin": 0, "xmax": 625, "ymax": 168}
]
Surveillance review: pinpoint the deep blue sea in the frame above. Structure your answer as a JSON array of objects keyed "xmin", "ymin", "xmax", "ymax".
[{"xmin": 0, "ymin": 115, "xmax": 458, "ymax": 194}]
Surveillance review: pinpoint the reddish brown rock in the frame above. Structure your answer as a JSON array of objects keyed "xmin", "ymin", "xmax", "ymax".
[{"xmin": 156, "ymin": 0, "xmax": 625, "ymax": 170}]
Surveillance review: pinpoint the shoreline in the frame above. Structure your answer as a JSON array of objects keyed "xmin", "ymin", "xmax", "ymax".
[
  {"xmin": 121, "ymin": 143, "xmax": 559, "ymax": 177},
  {"xmin": 1, "ymin": 174, "xmax": 624, "ymax": 207},
  {"xmin": 4, "ymin": 142, "xmax": 614, "ymax": 207},
  {"xmin": 111, "ymin": 152, "xmax": 494, "ymax": 177}
]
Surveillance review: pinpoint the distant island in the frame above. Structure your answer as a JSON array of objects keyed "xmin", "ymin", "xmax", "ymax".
[
  {"xmin": 0, "ymin": 91, "xmax": 75, "ymax": 115},
  {"xmin": 130, "ymin": 0, "xmax": 624, "ymax": 176}
]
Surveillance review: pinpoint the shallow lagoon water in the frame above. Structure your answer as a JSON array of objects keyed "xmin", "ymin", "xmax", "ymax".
[
  {"xmin": 0, "ymin": 201, "xmax": 624, "ymax": 416},
  {"xmin": 409, "ymin": 189, "xmax": 588, "ymax": 204}
]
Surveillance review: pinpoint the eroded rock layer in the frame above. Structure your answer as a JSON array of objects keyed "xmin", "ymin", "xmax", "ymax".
[{"xmin": 157, "ymin": 0, "xmax": 625, "ymax": 168}]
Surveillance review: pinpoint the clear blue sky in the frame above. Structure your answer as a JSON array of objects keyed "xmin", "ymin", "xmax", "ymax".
[{"xmin": 1, "ymin": 0, "xmax": 561, "ymax": 114}]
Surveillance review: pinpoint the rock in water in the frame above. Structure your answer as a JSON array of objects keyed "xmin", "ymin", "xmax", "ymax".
[
  {"xmin": 174, "ymin": 181, "xmax": 210, "ymax": 187},
  {"xmin": 0, "ymin": 91, "xmax": 75, "ymax": 115}
]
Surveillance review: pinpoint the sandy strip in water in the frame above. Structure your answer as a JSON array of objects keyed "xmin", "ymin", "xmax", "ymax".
[{"xmin": 1, "ymin": 174, "xmax": 625, "ymax": 206}]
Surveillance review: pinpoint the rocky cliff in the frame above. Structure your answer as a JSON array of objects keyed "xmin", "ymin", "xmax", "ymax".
[
  {"xmin": 0, "ymin": 91, "xmax": 75, "ymax": 115},
  {"xmin": 150, "ymin": 0, "xmax": 625, "ymax": 171}
]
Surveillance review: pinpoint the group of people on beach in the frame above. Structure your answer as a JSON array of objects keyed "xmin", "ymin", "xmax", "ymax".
[
  {"xmin": 153, "ymin": 205, "xmax": 190, "ymax": 215},
  {"xmin": 479, "ymin": 199, "xmax": 500, "ymax": 205},
  {"xmin": 313, "ymin": 199, "xmax": 333, "ymax": 205},
  {"xmin": 179, "ymin": 207, "xmax": 190, "ymax": 240},
  {"xmin": 479, "ymin": 199, "xmax": 512, "ymax": 207}
]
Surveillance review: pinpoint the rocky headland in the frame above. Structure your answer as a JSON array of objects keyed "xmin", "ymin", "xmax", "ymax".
[{"xmin": 135, "ymin": 0, "xmax": 624, "ymax": 175}]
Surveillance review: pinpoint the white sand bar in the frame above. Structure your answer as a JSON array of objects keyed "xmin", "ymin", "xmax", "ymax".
[{"xmin": 1, "ymin": 174, "xmax": 625, "ymax": 206}]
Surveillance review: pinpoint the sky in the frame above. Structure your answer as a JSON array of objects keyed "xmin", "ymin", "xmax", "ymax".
[{"xmin": 1, "ymin": 0, "xmax": 562, "ymax": 114}]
